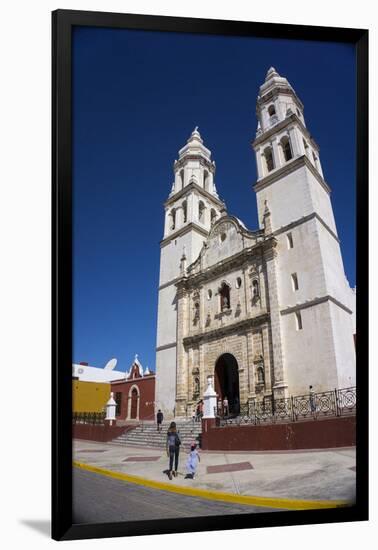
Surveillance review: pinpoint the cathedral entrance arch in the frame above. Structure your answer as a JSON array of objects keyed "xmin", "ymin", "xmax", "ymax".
[{"xmin": 214, "ymin": 353, "xmax": 240, "ymax": 415}]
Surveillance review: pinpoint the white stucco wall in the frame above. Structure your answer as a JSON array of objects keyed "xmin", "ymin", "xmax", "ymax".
[
  {"xmin": 329, "ymin": 301, "xmax": 356, "ymax": 388},
  {"xmin": 155, "ymin": 346, "xmax": 177, "ymax": 416},
  {"xmin": 275, "ymin": 218, "xmax": 326, "ymax": 308},
  {"xmin": 281, "ymin": 302, "xmax": 339, "ymax": 395},
  {"xmin": 256, "ymin": 164, "xmax": 314, "ymax": 231}
]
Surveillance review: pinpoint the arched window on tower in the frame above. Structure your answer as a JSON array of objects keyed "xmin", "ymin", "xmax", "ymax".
[
  {"xmin": 170, "ymin": 209, "xmax": 176, "ymax": 231},
  {"xmin": 312, "ymin": 152, "xmax": 319, "ymax": 170},
  {"xmin": 198, "ymin": 201, "xmax": 205, "ymax": 223},
  {"xmin": 268, "ymin": 104, "xmax": 276, "ymax": 117},
  {"xmin": 219, "ymin": 282, "xmax": 231, "ymax": 311},
  {"xmin": 281, "ymin": 136, "xmax": 293, "ymax": 162},
  {"xmin": 179, "ymin": 169, "xmax": 185, "ymax": 190},
  {"xmin": 210, "ymin": 209, "xmax": 217, "ymax": 226},
  {"xmin": 182, "ymin": 200, "xmax": 187, "ymax": 223},
  {"xmin": 263, "ymin": 146, "xmax": 275, "ymax": 173}
]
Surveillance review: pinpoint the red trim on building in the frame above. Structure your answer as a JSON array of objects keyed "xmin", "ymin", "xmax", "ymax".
[{"xmin": 111, "ymin": 375, "xmax": 155, "ymax": 421}]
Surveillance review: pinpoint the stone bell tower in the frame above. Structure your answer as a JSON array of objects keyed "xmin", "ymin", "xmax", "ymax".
[
  {"xmin": 155, "ymin": 128, "xmax": 225, "ymax": 416},
  {"xmin": 252, "ymin": 67, "xmax": 356, "ymax": 395}
]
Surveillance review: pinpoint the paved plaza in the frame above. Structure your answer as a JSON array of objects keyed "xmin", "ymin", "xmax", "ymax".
[{"xmin": 73, "ymin": 438, "xmax": 356, "ymax": 521}]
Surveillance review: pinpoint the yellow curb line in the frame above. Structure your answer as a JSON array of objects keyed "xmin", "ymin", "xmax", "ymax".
[{"xmin": 73, "ymin": 461, "xmax": 350, "ymax": 511}]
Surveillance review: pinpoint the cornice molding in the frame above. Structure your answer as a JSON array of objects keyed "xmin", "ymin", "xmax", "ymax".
[
  {"xmin": 273, "ymin": 212, "xmax": 340, "ymax": 244},
  {"xmin": 156, "ymin": 342, "xmax": 177, "ymax": 352},
  {"xmin": 160, "ymin": 221, "xmax": 209, "ymax": 247},
  {"xmin": 280, "ymin": 294, "xmax": 352, "ymax": 316},
  {"xmin": 253, "ymin": 154, "xmax": 331, "ymax": 195},
  {"xmin": 257, "ymin": 87, "xmax": 304, "ymax": 111},
  {"xmin": 164, "ymin": 181, "xmax": 224, "ymax": 208},
  {"xmin": 252, "ymin": 113, "xmax": 319, "ymax": 152},
  {"xmin": 174, "ymin": 155, "xmax": 215, "ymax": 173},
  {"xmin": 183, "ymin": 312, "xmax": 270, "ymax": 347},
  {"xmin": 158, "ymin": 276, "xmax": 182, "ymax": 291}
]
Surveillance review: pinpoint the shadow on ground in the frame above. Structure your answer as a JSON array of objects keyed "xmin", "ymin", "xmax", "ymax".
[{"xmin": 20, "ymin": 519, "xmax": 50, "ymax": 538}]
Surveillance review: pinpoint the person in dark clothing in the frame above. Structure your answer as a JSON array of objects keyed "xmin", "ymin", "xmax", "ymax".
[
  {"xmin": 156, "ymin": 409, "xmax": 163, "ymax": 432},
  {"xmin": 166, "ymin": 421, "xmax": 181, "ymax": 480}
]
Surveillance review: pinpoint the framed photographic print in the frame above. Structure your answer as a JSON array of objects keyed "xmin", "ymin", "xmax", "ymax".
[{"xmin": 52, "ymin": 9, "xmax": 368, "ymax": 541}]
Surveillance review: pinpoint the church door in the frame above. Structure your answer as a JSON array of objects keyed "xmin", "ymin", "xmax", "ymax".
[
  {"xmin": 130, "ymin": 388, "xmax": 139, "ymax": 419},
  {"xmin": 214, "ymin": 353, "xmax": 240, "ymax": 415}
]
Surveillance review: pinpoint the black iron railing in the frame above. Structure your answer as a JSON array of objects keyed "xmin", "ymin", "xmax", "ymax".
[
  {"xmin": 217, "ymin": 386, "xmax": 356, "ymax": 426},
  {"xmin": 72, "ymin": 411, "xmax": 106, "ymax": 425}
]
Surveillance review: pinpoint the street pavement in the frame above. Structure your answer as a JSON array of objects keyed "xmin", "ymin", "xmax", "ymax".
[
  {"xmin": 73, "ymin": 468, "xmax": 277, "ymax": 523},
  {"xmin": 73, "ymin": 439, "xmax": 356, "ymax": 503}
]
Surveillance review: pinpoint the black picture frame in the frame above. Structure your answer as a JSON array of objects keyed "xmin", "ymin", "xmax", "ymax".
[{"xmin": 52, "ymin": 9, "xmax": 368, "ymax": 541}]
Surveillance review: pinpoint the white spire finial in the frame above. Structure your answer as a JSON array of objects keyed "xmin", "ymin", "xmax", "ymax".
[
  {"xmin": 265, "ymin": 66, "xmax": 279, "ymax": 81},
  {"xmin": 188, "ymin": 126, "xmax": 203, "ymax": 144}
]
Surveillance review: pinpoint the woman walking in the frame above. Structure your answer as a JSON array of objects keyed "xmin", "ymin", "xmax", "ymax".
[{"xmin": 166, "ymin": 421, "xmax": 181, "ymax": 480}]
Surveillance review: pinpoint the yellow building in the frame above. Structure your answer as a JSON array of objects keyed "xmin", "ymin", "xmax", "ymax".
[{"xmin": 72, "ymin": 380, "xmax": 110, "ymax": 413}]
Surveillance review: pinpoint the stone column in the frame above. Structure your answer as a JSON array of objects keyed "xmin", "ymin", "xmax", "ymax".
[
  {"xmin": 176, "ymin": 205, "xmax": 183, "ymax": 229},
  {"xmin": 193, "ymin": 194, "xmax": 199, "ymax": 223},
  {"xmin": 174, "ymin": 169, "xmax": 180, "ymax": 192},
  {"xmin": 288, "ymin": 127, "xmax": 301, "ymax": 157},
  {"xmin": 164, "ymin": 209, "xmax": 171, "ymax": 237},
  {"xmin": 188, "ymin": 193, "xmax": 194, "ymax": 224},
  {"xmin": 255, "ymin": 147, "xmax": 263, "ymax": 179},
  {"xmin": 272, "ymin": 138, "xmax": 281, "ymax": 170},
  {"xmin": 208, "ymin": 171, "xmax": 214, "ymax": 192}
]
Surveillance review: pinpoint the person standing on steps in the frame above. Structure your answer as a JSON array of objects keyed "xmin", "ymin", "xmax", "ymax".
[
  {"xmin": 156, "ymin": 409, "xmax": 163, "ymax": 432},
  {"xmin": 166, "ymin": 421, "xmax": 181, "ymax": 480},
  {"xmin": 223, "ymin": 396, "xmax": 229, "ymax": 417}
]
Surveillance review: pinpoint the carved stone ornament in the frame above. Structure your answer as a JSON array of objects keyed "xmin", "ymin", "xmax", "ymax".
[{"xmin": 212, "ymin": 221, "xmax": 233, "ymax": 237}]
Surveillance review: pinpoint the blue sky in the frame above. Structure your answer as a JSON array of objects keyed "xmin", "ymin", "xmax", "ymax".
[{"xmin": 72, "ymin": 27, "xmax": 356, "ymax": 373}]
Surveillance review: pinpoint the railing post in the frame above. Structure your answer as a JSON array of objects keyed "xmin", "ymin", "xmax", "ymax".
[
  {"xmin": 291, "ymin": 396, "xmax": 296, "ymax": 422},
  {"xmin": 334, "ymin": 388, "xmax": 340, "ymax": 417}
]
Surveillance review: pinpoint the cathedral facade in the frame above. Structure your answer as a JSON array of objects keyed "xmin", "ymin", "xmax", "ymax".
[{"xmin": 155, "ymin": 68, "xmax": 356, "ymax": 418}]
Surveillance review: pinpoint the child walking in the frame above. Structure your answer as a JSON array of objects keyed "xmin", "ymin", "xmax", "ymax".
[{"xmin": 185, "ymin": 443, "xmax": 200, "ymax": 479}]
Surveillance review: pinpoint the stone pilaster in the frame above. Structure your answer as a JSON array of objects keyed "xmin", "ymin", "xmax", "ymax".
[
  {"xmin": 175, "ymin": 282, "xmax": 189, "ymax": 415},
  {"xmin": 264, "ymin": 247, "xmax": 288, "ymax": 398}
]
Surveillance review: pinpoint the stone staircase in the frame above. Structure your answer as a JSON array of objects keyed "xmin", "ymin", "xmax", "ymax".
[{"xmin": 112, "ymin": 420, "xmax": 202, "ymax": 449}]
